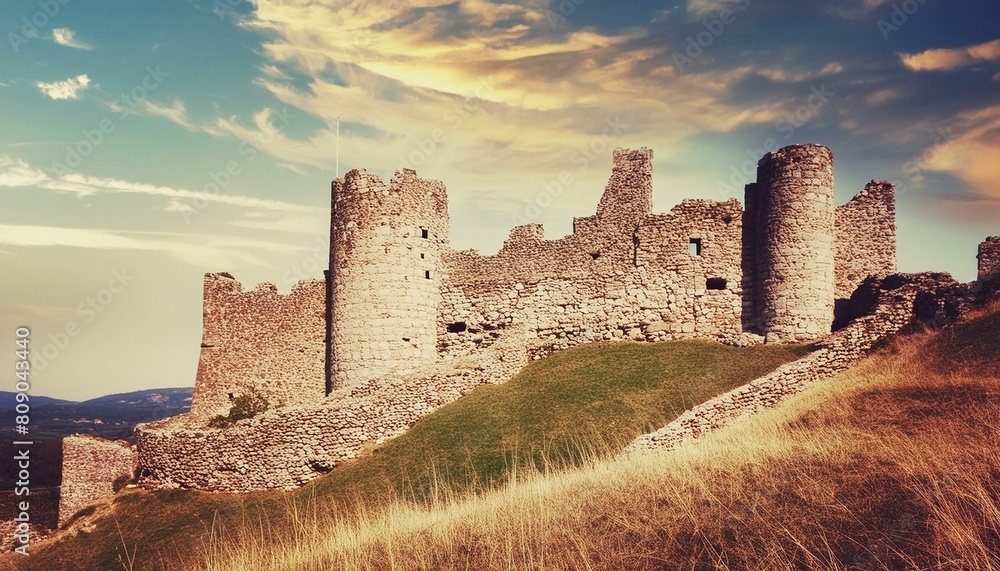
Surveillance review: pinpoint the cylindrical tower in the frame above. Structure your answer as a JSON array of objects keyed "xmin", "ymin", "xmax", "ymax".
[
  {"xmin": 751, "ymin": 144, "xmax": 836, "ymax": 342},
  {"xmin": 328, "ymin": 168, "xmax": 449, "ymax": 390}
]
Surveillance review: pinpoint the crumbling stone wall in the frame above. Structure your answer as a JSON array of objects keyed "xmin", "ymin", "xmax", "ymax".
[
  {"xmin": 439, "ymin": 149, "xmax": 750, "ymax": 358},
  {"xmin": 745, "ymin": 144, "xmax": 836, "ymax": 343},
  {"xmin": 58, "ymin": 435, "xmax": 136, "ymax": 526},
  {"xmin": 328, "ymin": 168, "xmax": 449, "ymax": 390},
  {"xmin": 189, "ymin": 274, "xmax": 326, "ymax": 419},
  {"xmin": 136, "ymin": 329, "xmax": 528, "ymax": 492},
  {"xmin": 979, "ymin": 236, "xmax": 1000, "ymax": 290},
  {"xmin": 835, "ymin": 180, "xmax": 896, "ymax": 299},
  {"xmin": 625, "ymin": 272, "xmax": 975, "ymax": 455}
]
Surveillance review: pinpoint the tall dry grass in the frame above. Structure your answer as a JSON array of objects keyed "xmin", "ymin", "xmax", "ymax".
[{"xmin": 199, "ymin": 311, "xmax": 1000, "ymax": 571}]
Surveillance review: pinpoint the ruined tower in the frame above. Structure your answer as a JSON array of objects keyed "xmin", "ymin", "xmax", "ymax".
[
  {"xmin": 328, "ymin": 168, "xmax": 449, "ymax": 390},
  {"xmin": 745, "ymin": 144, "xmax": 836, "ymax": 342},
  {"xmin": 979, "ymin": 236, "xmax": 1000, "ymax": 292}
]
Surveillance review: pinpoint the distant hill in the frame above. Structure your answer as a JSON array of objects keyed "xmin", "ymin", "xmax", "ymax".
[
  {"xmin": 79, "ymin": 387, "xmax": 193, "ymax": 408},
  {"xmin": 0, "ymin": 387, "xmax": 193, "ymax": 440},
  {"xmin": 0, "ymin": 391, "xmax": 76, "ymax": 408}
]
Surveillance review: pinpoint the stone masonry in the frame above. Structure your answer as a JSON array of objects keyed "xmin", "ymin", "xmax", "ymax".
[
  {"xmin": 190, "ymin": 274, "xmax": 326, "ymax": 419},
  {"xmin": 979, "ymin": 236, "xmax": 1000, "ymax": 291},
  {"xmin": 625, "ymin": 272, "xmax": 977, "ymax": 456},
  {"xmin": 131, "ymin": 143, "xmax": 907, "ymax": 494},
  {"xmin": 58, "ymin": 435, "xmax": 136, "ymax": 526}
]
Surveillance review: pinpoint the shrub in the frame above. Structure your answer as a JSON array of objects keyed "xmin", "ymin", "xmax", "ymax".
[{"xmin": 208, "ymin": 387, "xmax": 270, "ymax": 428}]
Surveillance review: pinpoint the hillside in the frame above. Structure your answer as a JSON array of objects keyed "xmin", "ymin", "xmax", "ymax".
[
  {"xmin": 193, "ymin": 300, "xmax": 1000, "ymax": 570},
  {"xmin": 2, "ymin": 340, "xmax": 809, "ymax": 570}
]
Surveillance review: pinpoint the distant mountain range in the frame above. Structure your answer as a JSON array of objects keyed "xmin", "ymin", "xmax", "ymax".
[{"xmin": 0, "ymin": 387, "xmax": 193, "ymax": 440}]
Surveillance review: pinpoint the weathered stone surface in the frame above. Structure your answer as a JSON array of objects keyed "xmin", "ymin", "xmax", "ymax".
[
  {"xmin": 190, "ymin": 275, "xmax": 326, "ymax": 419},
  {"xmin": 979, "ymin": 236, "xmax": 1000, "ymax": 293},
  {"xmin": 58, "ymin": 435, "xmax": 136, "ymax": 526},
  {"xmin": 624, "ymin": 273, "xmax": 977, "ymax": 456}
]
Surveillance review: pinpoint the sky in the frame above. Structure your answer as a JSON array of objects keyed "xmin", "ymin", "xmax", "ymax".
[{"xmin": 1, "ymin": 0, "xmax": 998, "ymax": 401}]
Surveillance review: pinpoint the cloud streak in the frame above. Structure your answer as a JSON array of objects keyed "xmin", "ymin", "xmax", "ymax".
[
  {"xmin": 901, "ymin": 39, "xmax": 1000, "ymax": 72},
  {"xmin": 0, "ymin": 155, "xmax": 322, "ymax": 215}
]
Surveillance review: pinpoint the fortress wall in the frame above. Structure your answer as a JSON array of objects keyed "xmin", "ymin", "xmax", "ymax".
[
  {"xmin": 626, "ymin": 272, "xmax": 976, "ymax": 455},
  {"xmin": 438, "ymin": 151, "xmax": 749, "ymax": 359},
  {"xmin": 136, "ymin": 329, "xmax": 529, "ymax": 492},
  {"xmin": 189, "ymin": 273, "xmax": 326, "ymax": 419},
  {"xmin": 634, "ymin": 198, "xmax": 745, "ymax": 340},
  {"xmin": 979, "ymin": 236, "xmax": 1000, "ymax": 287},
  {"xmin": 58, "ymin": 436, "xmax": 136, "ymax": 526},
  {"xmin": 329, "ymin": 169, "xmax": 449, "ymax": 390},
  {"xmin": 835, "ymin": 181, "xmax": 897, "ymax": 299},
  {"xmin": 750, "ymin": 144, "xmax": 836, "ymax": 342}
]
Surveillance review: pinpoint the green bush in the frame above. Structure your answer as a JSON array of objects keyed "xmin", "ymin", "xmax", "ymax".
[{"xmin": 208, "ymin": 387, "xmax": 270, "ymax": 428}]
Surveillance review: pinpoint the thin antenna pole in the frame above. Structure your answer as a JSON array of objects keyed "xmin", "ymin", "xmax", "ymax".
[{"xmin": 336, "ymin": 116, "xmax": 340, "ymax": 178}]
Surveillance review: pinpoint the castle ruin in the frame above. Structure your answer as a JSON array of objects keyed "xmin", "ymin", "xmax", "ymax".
[
  {"xmin": 22, "ymin": 141, "xmax": 984, "ymax": 527},
  {"xmin": 186, "ymin": 143, "xmax": 897, "ymax": 424}
]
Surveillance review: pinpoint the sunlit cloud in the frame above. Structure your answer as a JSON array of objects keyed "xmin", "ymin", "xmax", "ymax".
[
  {"xmin": 900, "ymin": 39, "xmax": 1000, "ymax": 72},
  {"xmin": 36, "ymin": 74, "xmax": 92, "ymax": 100},
  {"xmin": 52, "ymin": 28, "xmax": 93, "ymax": 50},
  {"xmin": 917, "ymin": 105, "xmax": 1000, "ymax": 219}
]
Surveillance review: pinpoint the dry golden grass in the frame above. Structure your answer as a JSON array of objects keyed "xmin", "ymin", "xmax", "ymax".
[{"xmin": 200, "ymin": 303, "xmax": 1000, "ymax": 571}]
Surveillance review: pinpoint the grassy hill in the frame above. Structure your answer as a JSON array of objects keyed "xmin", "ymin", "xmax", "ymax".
[
  {"xmin": 194, "ymin": 300, "xmax": 1000, "ymax": 571},
  {"xmin": 1, "ymin": 340, "xmax": 809, "ymax": 570}
]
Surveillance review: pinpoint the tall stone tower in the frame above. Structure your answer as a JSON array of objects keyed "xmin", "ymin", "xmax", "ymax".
[
  {"xmin": 745, "ymin": 144, "xmax": 836, "ymax": 342},
  {"xmin": 328, "ymin": 168, "xmax": 449, "ymax": 390}
]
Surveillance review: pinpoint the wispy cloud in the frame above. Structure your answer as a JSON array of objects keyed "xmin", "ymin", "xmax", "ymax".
[
  {"xmin": 0, "ymin": 224, "xmax": 310, "ymax": 267},
  {"xmin": 0, "ymin": 154, "xmax": 321, "ymax": 215},
  {"xmin": 36, "ymin": 74, "xmax": 92, "ymax": 100},
  {"xmin": 900, "ymin": 39, "xmax": 1000, "ymax": 72},
  {"xmin": 52, "ymin": 28, "xmax": 93, "ymax": 50}
]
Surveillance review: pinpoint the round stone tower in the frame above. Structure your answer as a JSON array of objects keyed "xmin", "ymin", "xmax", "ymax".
[
  {"xmin": 750, "ymin": 144, "xmax": 836, "ymax": 342},
  {"xmin": 328, "ymin": 168, "xmax": 449, "ymax": 390}
]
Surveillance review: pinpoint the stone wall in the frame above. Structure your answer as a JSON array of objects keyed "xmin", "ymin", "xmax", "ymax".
[
  {"xmin": 439, "ymin": 149, "xmax": 751, "ymax": 359},
  {"xmin": 189, "ymin": 273, "xmax": 326, "ymax": 419},
  {"xmin": 625, "ymin": 272, "xmax": 975, "ymax": 455},
  {"xmin": 58, "ymin": 435, "xmax": 136, "ymax": 526},
  {"xmin": 835, "ymin": 180, "xmax": 897, "ymax": 299},
  {"xmin": 979, "ymin": 236, "xmax": 1000, "ymax": 290},
  {"xmin": 329, "ymin": 168, "xmax": 449, "ymax": 390},
  {"xmin": 745, "ymin": 144, "xmax": 836, "ymax": 343},
  {"xmin": 136, "ymin": 329, "xmax": 529, "ymax": 492}
]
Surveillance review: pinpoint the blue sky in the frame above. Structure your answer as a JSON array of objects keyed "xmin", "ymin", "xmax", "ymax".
[{"xmin": 1, "ymin": 0, "xmax": 998, "ymax": 400}]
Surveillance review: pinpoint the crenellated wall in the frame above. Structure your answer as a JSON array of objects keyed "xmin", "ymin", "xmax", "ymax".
[{"xmin": 189, "ymin": 273, "xmax": 326, "ymax": 419}]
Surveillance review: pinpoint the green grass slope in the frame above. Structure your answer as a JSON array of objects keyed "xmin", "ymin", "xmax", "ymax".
[{"xmin": 1, "ymin": 339, "xmax": 808, "ymax": 571}]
